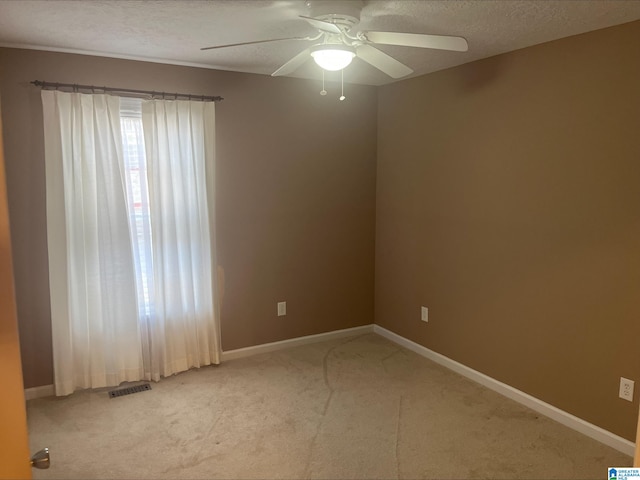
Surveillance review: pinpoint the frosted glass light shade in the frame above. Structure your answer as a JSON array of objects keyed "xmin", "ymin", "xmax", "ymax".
[{"xmin": 311, "ymin": 47, "xmax": 355, "ymax": 71}]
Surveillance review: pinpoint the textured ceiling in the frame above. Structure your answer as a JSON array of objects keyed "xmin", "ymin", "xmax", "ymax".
[{"xmin": 0, "ymin": 0, "xmax": 639, "ymax": 86}]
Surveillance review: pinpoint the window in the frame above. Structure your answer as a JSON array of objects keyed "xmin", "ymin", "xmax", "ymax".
[
  {"xmin": 120, "ymin": 99, "xmax": 153, "ymax": 319},
  {"xmin": 42, "ymin": 91, "xmax": 220, "ymax": 394}
]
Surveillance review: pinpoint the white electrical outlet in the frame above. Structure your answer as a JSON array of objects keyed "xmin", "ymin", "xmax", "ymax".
[
  {"xmin": 277, "ymin": 301, "xmax": 286, "ymax": 317},
  {"xmin": 421, "ymin": 306, "xmax": 428, "ymax": 322},
  {"xmin": 619, "ymin": 377, "xmax": 634, "ymax": 402}
]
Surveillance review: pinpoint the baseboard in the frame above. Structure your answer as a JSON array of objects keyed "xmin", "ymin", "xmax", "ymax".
[
  {"xmin": 373, "ymin": 325, "xmax": 635, "ymax": 457},
  {"xmin": 221, "ymin": 324, "xmax": 374, "ymax": 361},
  {"xmin": 24, "ymin": 384, "xmax": 55, "ymax": 400}
]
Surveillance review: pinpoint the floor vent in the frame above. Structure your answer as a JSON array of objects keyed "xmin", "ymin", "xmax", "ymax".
[{"xmin": 108, "ymin": 383, "xmax": 151, "ymax": 398}]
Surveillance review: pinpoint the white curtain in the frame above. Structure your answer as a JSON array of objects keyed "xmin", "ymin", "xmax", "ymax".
[
  {"xmin": 141, "ymin": 100, "xmax": 221, "ymax": 380},
  {"xmin": 42, "ymin": 91, "xmax": 143, "ymax": 396}
]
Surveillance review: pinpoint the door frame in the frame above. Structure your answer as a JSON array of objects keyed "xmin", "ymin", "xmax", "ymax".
[{"xmin": 0, "ymin": 96, "xmax": 32, "ymax": 479}]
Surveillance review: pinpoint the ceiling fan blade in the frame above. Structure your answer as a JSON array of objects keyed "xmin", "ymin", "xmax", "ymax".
[
  {"xmin": 201, "ymin": 36, "xmax": 309, "ymax": 51},
  {"xmin": 364, "ymin": 31, "xmax": 468, "ymax": 52},
  {"xmin": 271, "ymin": 48, "xmax": 312, "ymax": 76},
  {"xmin": 299, "ymin": 15, "xmax": 342, "ymax": 34},
  {"xmin": 356, "ymin": 44, "xmax": 413, "ymax": 79}
]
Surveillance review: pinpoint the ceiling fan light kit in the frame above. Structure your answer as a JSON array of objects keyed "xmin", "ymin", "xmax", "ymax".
[
  {"xmin": 200, "ymin": 0, "xmax": 468, "ymax": 98},
  {"xmin": 310, "ymin": 45, "xmax": 355, "ymax": 71}
]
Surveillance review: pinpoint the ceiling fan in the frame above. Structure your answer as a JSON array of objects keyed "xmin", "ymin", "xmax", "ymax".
[{"xmin": 201, "ymin": 0, "xmax": 468, "ymax": 79}]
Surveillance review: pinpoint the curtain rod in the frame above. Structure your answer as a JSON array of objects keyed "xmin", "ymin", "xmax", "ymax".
[{"xmin": 31, "ymin": 80, "xmax": 223, "ymax": 102}]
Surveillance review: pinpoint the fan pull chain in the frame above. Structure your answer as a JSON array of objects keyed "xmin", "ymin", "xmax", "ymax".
[
  {"xmin": 340, "ymin": 69, "xmax": 346, "ymax": 101},
  {"xmin": 320, "ymin": 70, "xmax": 327, "ymax": 96}
]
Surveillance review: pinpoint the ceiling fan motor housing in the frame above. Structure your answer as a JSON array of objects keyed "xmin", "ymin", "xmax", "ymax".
[{"xmin": 306, "ymin": 0, "xmax": 362, "ymax": 29}]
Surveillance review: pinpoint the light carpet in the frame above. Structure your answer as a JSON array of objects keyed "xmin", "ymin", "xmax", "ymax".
[{"xmin": 27, "ymin": 333, "xmax": 631, "ymax": 479}]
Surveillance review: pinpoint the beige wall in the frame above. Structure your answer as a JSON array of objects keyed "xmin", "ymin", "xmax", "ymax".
[
  {"xmin": 0, "ymin": 48, "xmax": 377, "ymax": 388},
  {"xmin": 636, "ymin": 405, "xmax": 640, "ymax": 465},
  {"xmin": 375, "ymin": 20, "xmax": 640, "ymax": 441}
]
